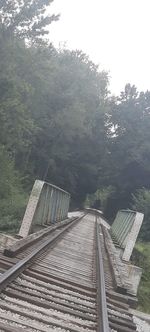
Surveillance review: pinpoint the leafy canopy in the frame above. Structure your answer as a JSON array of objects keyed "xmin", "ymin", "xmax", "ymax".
[{"xmin": 0, "ymin": 0, "xmax": 59, "ymax": 43}]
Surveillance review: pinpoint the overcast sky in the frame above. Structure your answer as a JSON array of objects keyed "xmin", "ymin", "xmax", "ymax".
[{"xmin": 49, "ymin": 0, "xmax": 150, "ymax": 95}]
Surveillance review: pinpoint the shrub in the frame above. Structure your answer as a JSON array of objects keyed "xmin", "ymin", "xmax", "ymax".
[{"xmin": 132, "ymin": 188, "xmax": 150, "ymax": 241}]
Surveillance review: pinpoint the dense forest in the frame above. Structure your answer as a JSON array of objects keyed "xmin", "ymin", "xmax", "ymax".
[{"xmin": 0, "ymin": 0, "xmax": 150, "ymax": 241}]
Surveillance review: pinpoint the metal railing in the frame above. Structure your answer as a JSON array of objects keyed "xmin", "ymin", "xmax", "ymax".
[
  {"xmin": 19, "ymin": 180, "xmax": 70, "ymax": 238},
  {"xmin": 110, "ymin": 209, "xmax": 144, "ymax": 261}
]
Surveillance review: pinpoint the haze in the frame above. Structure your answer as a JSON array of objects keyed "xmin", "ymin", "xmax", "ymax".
[{"xmin": 50, "ymin": 0, "xmax": 150, "ymax": 94}]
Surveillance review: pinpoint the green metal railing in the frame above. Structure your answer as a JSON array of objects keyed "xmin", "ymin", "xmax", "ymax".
[
  {"xmin": 19, "ymin": 180, "xmax": 70, "ymax": 238},
  {"xmin": 110, "ymin": 210, "xmax": 135, "ymax": 248},
  {"xmin": 110, "ymin": 209, "xmax": 144, "ymax": 261}
]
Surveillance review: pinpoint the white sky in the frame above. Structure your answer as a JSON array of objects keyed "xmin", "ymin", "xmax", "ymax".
[{"xmin": 49, "ymin": 0, "xmax": 150, "ymax": 95}]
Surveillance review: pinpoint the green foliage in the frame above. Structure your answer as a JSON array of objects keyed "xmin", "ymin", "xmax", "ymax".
[
  {"xmin": 108, "ymin": 84, "xmax": 150, "ymax": 190},
  {"xmin": 102, "ymin": 84, "xmax": 150, "ymax": 219},
  {"xmin": 0, "ymin": 7, "xmax": 110, "ymax": 227},
  {"xmin": 0, "ymin": 30, "xmax": 37, "ymax": 162},
  {"xmin": 132, "ymin": 188, "xmax": 150, "ymax": 240},
  {"xmin": 85, "ymin": 186, "xmax": 115, "ymax": 212},
  {"xmin": 133, "ymin": 242, "xmax": 150, "ymax": 313},
  {"xmin": 0, "ymin": 0, "xmax": 59, "ymax": 43},
  {"xmin": 0, "ymin": 145, "xmax": 27, "ymax": 233},
  {"xmin": 23, "ymin": 48, "xmax": 109, "ymax": 204}
]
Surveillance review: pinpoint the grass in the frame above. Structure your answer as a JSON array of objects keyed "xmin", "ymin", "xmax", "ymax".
[{"xmin": 133, "ymin": 242, "xmax": 150, "ymax": 313}]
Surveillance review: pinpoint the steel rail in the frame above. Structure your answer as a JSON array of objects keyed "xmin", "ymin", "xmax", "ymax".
[
  {"xmin": 0, "ymin": 215, "xmax": 84, "ymax": 292},
  {"xmin": 4, "ymin": 217, "xmax": 78, "ymax": 257},
  {"xmin": 96, "ymin": 220, "xmax": 110, "ymax": 332}
]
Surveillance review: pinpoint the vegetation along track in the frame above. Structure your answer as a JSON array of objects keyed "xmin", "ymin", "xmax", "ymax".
[{"xmin": 0, "ymin": 213, "xmax": 137, "ymax": 332}]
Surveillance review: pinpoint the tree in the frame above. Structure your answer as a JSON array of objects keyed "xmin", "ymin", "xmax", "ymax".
[
  {"xmin": 0, "ymin": 0, "xmax": 59, "ymax": 43},
  {"xmin": 0, "ymin": 31, "xmax": 37, "ymax": 170},
  {"xmin": 85, "ymin": 186, "xmax": 115, "ymax": 212},
  {"xmin": 106, "ymin": 84, "xmax": 150, "ymax": 202},
  {"xmin": 0, "ymin": 145, "xmax": 27, "ymax": 232},
  {"xmin": 26, "ymin": 49, "xmax": 109, "ymax": 204}
]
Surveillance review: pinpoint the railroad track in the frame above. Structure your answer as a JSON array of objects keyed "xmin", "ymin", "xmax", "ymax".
[{"xmin": 0, "ymin": 212, "xmax": 137, "ymax": 332}]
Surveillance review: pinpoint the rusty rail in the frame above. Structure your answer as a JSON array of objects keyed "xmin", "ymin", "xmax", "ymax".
[
  {"xmin": 96, "ymin": 221, "xmax": 110, "ymax": 332},
  {"xmin": 0, "ymin": 215, "xmax": 84, "ymax": 292}
]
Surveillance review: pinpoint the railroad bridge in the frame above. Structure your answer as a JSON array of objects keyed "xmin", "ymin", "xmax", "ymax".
[{"xmin": 0, "ymin": 180, "xmax": 148, "ymax": 332}]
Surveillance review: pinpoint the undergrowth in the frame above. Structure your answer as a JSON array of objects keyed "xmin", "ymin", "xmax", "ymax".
[{"xmin": 133, "ymin": 242, "xmax": 150, "ymax": 313}]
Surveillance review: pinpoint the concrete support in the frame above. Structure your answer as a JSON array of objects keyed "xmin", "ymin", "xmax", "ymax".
[
  {"xmin": 127, "ymin": 264, "xmax": 142, "ymax": 296},
  {"xmin": 19, "ymin": 180, "xmax": 44, "ymax": 238}
]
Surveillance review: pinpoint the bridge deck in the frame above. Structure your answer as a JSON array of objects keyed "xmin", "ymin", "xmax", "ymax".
[
  {"xmin": 0, "ymin": 212, "xmax": 138, "ymax": 332},
  {"xmin": 32, "ymin": 214, "xmax": 96, "ymax": 287}
]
